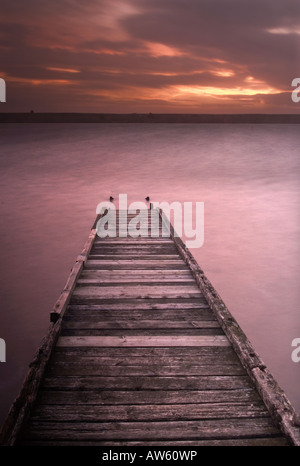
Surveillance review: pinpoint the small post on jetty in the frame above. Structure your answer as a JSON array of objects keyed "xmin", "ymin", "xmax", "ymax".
[{"xmin": 0, "ymin": 205, "xmax": 299, "ymax": 446}]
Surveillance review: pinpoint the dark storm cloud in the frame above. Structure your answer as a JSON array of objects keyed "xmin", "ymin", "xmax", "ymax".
[
  {"xmin": 124, "ymin": 0, "xmax": 300, "ymax": 86},
  {"xmin": 0, "ymin": 0, "xmax": 299, "ymax": 112}
]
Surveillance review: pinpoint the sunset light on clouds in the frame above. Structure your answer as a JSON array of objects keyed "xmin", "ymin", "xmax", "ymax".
[{"xmin": 0, "ymin": 0, "xmax": 299, "ymax": 113}]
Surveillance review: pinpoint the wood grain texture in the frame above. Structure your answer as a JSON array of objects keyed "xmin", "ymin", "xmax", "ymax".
[
  {"xmin": 56, "ymin": 335, "xmax": 230, "ymax": 347},
  {"xmin": 1, "ymin": 209, "xmax": 294, "ymax": 446},
  {"xmin": 31, "ymin": 402, "xmax": 267, "ymax": 422},
  {"xmin": 22, "ymin": 418, "xmax": 281, "ymax": 441}
]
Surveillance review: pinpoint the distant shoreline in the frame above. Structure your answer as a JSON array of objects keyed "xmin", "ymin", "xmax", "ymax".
[{"xmin": 1, "ymin": 113, "xmax": 300, "ymax": 124}]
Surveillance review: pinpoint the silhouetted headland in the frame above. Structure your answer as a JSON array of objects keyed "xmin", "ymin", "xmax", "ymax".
[{"xmin": 1, "ymin": 113, "xmax": 300, "ymax": 123}]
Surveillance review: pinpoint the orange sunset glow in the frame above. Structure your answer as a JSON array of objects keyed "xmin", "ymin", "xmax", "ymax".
[{"xmin": 0, "ymin": 0, "xmax": 299, "ymax": 113}]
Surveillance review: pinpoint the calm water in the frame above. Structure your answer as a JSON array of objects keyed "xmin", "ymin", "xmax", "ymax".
[{"xmin": 0, "ymin": 123, "xmax": 300, "ymax": 426}]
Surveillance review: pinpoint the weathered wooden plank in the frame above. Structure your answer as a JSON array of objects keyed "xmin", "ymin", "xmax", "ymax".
[
  {"xmin": 19, "ymin": 438, "xmax": 289, "ymax": 446},
  {"xmin": 49, "ymin": 356, "xmax": 240, "ymax": 368},
  {"xmin": 81, "ymin": 268, "xmax": 190, "ymax": 273},
  {"xmin": 77, "ymin": 278, "xmax": 195, "ymax": 284},
  {"xmin": 31, "ymin": 401, "xmax": 267, "ymax": 422},
  {"xmin": 94, "ymin": 239, "xmax": 173, "ymax": 244},
  {"xmin": 90, "ymin": 255, "xmax": 181, "ymax": 262},
  {"xmin": 91, "ymin": 246, "xmax": 178, "ymax": 253},
  {"xmin": 91, "ymin": 252, "xmax": 180, "ymax": 258},
  {"xmin": 80, "ymin": 269, "xmax": 193, "ymax": 276},
  {"xmin": 66, "ymin": 301, "xmax": 210, "ymax": 311},
  {"xmin": 64, "ymin": 309, "xmax": 214, "ymax": 321},
  {"xmin": 79, "ymin": 275, "xmax": 195, "ymax": 284},
  {"xmin": 88, "ymin": 254, "xmax": 181, "ymax": 260},
  {"xmin": 91, "ymin": 251, "xmax": 180, "ymax": 257},
  {"xmin": 86, "ymin": 260, "xmax": 186, "ymax": 271},
  {"xmin": 61, "ymin": 328, "xmax": 225, "ymax": 337},
  {"xmin": 47, "ymin": 363, "xmax": 245, "ymax": 377},
  {"xmin": 98, "ymin": 228, "xmax": 168, "ymax": 233},
  {"xmin": 57, "ymin": 335, "xmax": 230, "ymax": 347},
  {"xmin": 42, "ymin": 375, "xmax": 251, "ymax": 390},
  {"xmin": 72, "ymin": 287, "xmax": 203, "ymax": 300},
  {"xmin": 51, "ymin": 346, "xmax": 240, "ymax": 366},
  {"xmin": 22, "ymin": 418, "xmax": 280, "ymax": 441},
  {"xmin": 71, "ymin": 294, "xmax": 204, "ymax": 301},
  {"xmin": 80, "ymin": 270, "xmax": 193, "ymax": 278},
  {"xmin": 87, "ymin": 259, "xmax": 184, "ymax": 264},
  {"xmin": 35, "ymin": 388, "xmax": 262, "ymax": 406},
  {"xmin": 62, "ymin": 319, "xmax": 221, "ymax": 329},
  {"xmin": 74, "ymin": 284, "xmax": 201, "ymax": 293},
  {"xmin": 69, "ymin": 297, "xmax": 208, "ymax": 306}
]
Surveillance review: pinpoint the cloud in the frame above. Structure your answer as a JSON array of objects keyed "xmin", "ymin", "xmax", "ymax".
[{"xmin": 0, "ymin": 0, "xmax": 299, "ymax": 112}]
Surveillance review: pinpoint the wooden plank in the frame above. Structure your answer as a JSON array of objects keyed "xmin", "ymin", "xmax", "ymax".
[
  {"xmin": 53, "ymin": 345, "xmax": 236, "ymax": 357},
  {"xmin": 57, "ymin": 335, "xmax": 230, "ymax": 347},
  {"xmin": 79, "ymin": 271, "xmax": 194, "ymax": 279},
  {"xmin": 72, "ymin": 289, "xmax": 202, "ymax": 299},
  {"xmin": 88, "ymin": 254, "xmax": 181, "ymax": 260},
  {"xmin": 47, "ymin": 363, "xmax": 245, "ymax": 377},
  {"xmin": 85, "ymin": 262, "xmax": 188, "ymax": 270},
  {"xmin": 91, "ymin": 251, "xmax": 179, "ymax": 257},
  {"xmin": 19, "ymin": 438, "xmax": 289, "ymax": 446},
  {"xmin": 81, "ymin": 268, "xmax": 192, "ymax": 281},
  {"xmin": 66, "ymin": 301, "xmax": 210, "ymax": 311},
  {"xmin": 72, "ymin": 285, "xmax": 202, "ymax": 298},
  {"xmin": 68, "ymin": 299, "xmax": 210, "ymax": 308},
  {"xmin": 86, "ymin": 259, "xmax": 184, "ymax": 265},
  {"xmin": 64, "ymin": 309, "xmax": 214, "ymax": 320},
  {"xmin": 42, "ymin": 375, "xmax": 252, "ymax": 391},
  {"xmin": 51, "ymin": 347, "xmax": 241, "ymax": 365},
  {"xmin": 94, "ymin": 239, "xmax": 173, "ymax": 244},
  {"xmin": 62, "ymin": 319, "xmax": 221, "ymax": 329},
  {"xmin": 61, "ymin": 328, "xmax": 225, "ymax": 337},
  {"xmin": 35, "ymin": 388, "xmax": 262, "ymax": 406},
  {"xmin": 91, "ymin": 246, "xmax": 178, "ymax": 252},
  {"xmin": 49, "ymin": 355, "xmax": 240, "ymax": 368},
  {"xmin": 22, "ymin": 418, "xmax": 281, "ymax": 441},
  {"xmin": 80, "ymin": 268, "xmax": 192, "ymax": 274},
  {"xmin": 80, "ymin": 269, "xmax": 193, "ymax": 276},
  {"xmin": 71, "ymin": 292, "xmax": 203, "ymax": 300},
  {"xmin": 77, "ymin": 277, "xmax": 195, "ymax": 284},
  {"xmin": 31, "ymin": 401, "xmax": 267, "ymax": 422},
  {"xmin": 74, "ymin": 284, "xmax": 200, "ymax": 292}
]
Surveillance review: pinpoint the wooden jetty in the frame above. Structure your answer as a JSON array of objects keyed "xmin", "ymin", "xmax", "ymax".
[{"xmin": 1, "ymin": 208, "xmax": 300, "ymax": 446}]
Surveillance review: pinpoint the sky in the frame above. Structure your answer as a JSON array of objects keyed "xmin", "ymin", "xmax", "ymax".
[{"xmin": 0, "ymin": 0, "xmax": 300, "ymax": 113}]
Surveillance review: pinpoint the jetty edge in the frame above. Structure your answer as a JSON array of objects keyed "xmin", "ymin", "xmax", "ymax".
[{"xmin": 0, "ymin": 207, "xmax": 299, "ymax": 446}]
